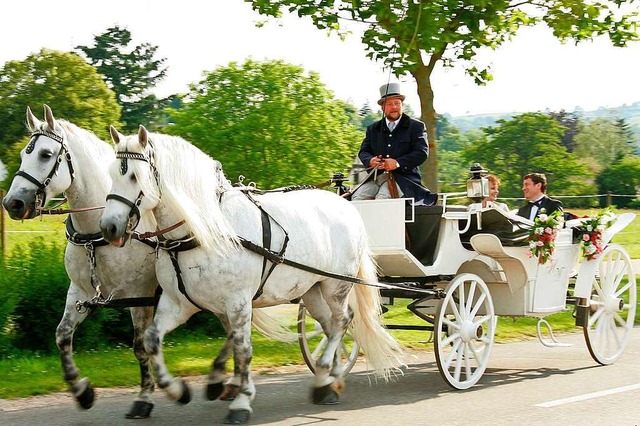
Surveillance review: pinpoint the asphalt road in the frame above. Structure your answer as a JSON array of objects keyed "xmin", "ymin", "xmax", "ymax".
[{"xmin": 2, "ymin": 327, "xmax": 640, "ymax": 426}]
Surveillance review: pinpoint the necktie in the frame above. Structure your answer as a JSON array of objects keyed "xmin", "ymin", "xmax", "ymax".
[{"xmin": 388, "ymin": 121, "xmax": 395, "ymax": 132}]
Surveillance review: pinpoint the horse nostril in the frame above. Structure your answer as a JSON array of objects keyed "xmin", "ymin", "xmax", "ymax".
[{"xmin": 3, "ymin": 198, "xmax": 25, "ymax": 216}]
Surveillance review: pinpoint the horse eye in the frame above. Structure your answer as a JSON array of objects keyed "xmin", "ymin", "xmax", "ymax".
[
  {"xmin": 130, "ymin": 174, "xmax": 137, "ymax": 183},
  {"xmin": 39, "ymin": 149, "xmax": 53, "ymax": 160}
]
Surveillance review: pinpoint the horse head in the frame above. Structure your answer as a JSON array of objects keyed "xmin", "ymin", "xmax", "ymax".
[
  {"xmin": 2, "ymin": 105, "xmax": 75, "ymax": 219},
  {"xmin": 101, "ymin": 125, "xmax": 161, "ymax": 247}
]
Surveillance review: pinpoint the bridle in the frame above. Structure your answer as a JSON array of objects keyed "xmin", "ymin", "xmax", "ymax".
[
  {"xmin": 106, "ymin": 144, "xmax": 160, "ymax": 235},
  {"xmin": 15, "ymin": 129, "xmax": 75, "ymax": 213}
]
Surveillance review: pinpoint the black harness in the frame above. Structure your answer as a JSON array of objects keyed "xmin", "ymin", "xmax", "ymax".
[
  {"xmin": 66, "ymin": 216, "xmax": 162, "ymax": 312},
  {"xmin": 15, "ymin": 130, "xmax": 75, "ymax": 212}
]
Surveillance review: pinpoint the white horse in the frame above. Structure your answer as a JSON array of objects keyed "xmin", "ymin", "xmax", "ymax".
[
  {"xmin": 2, "ymin": 106, "xmax": 291, "ymax": 419},
  {"xmin": 2, "ymin": 105, "xmax": 159, "ymax": 418},
  {"xmin": 99, "ymin": 125, "xmax": 405, "ymax": 424}
]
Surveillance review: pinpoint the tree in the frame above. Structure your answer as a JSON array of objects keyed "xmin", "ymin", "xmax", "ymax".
[
  {"xmin": 75, "ymin": 25, "xmax": 168, "ymax": 132},
  {"xmin": 574, "ymin": 117, "xmax": 635, "ymax": 171},
  {"xmin": 597, "ymin": 156, "xmax": 640, "ymax": 208},
  {"xmin": 462, "ymin": 113, "xmax": 593, "ymax": 205},
  {"xmin": 247, "ymin": 0, "xmax": 640, "ymax": 190},
  {"xmin": 0, "ymin": 49, "xmax": 120, "ymax": 184},
  {"xmin": 167, "ymin": 59, "xmax": 362, "ymax": 189},
  {"xmin": 548, "ymin": 110, "xmax": 581, "ymax": 152}
]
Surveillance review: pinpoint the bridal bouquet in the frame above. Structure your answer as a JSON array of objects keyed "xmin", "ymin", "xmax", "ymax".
[
  {"xmin": 573, "ymin": 208, "xmax": 616, "ymax": 260},
  {"xmin": 526, "ymin": 209, "xmax": 563, "ymax": 265}
]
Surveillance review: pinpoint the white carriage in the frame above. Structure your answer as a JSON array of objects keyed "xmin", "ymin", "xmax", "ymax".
[{"xmin": 299, "ymin": 193, "xmax": 637, "ymax": 390}]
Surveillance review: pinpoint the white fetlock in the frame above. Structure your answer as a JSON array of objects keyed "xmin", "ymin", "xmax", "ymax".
[
  {"xmin": 73, "ymin": 377, "xmax": 90, "ymax": 397},
  {"xmin": 165, "ymin": 378, "xmax": 184, "ymax": 400},
  {"xmin": 312, "ymin": 375, "xmax": 335, "ymax": 388}
]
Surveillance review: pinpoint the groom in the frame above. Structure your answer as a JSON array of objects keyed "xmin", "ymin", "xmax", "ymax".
[{"xmin": 516, "ymin": 172, "xmax": 563, "ymax": 221}]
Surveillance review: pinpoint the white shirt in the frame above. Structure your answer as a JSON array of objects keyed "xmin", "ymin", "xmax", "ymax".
[{"xmin": 528, "ymin": 196, "xmax": 545, "ymax": 221}]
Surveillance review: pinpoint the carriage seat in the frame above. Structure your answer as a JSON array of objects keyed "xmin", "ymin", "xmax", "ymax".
[{"xmin": 460, "ymin": 208, "xmax": 533, "ymax": 249}]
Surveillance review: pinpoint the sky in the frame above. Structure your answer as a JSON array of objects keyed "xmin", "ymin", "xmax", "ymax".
[{"xmin": 2, "ymin": 0, "xmax": 640, "ymax": 117}]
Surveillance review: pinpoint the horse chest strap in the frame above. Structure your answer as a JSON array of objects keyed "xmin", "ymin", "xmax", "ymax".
[{"xmin": 168, "ymin": 251, "xmax": 210, "ymax": 313}]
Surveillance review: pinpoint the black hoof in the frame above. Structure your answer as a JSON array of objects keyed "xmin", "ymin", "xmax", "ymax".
[
  {"xmin": 76, "ymin": 384, "xmax": 95, "ymax": 410},
  {"xmin": 219, "ymin": 384, "xmax": 240, "ymax": 401},
  {"xmin": 177, "ymin": 380, "xmax": 192, "ymax": 405},
  {"xmin": 224, "ymin": 409, "xmax": 251, "ymax": 424},
  {"xmin": 125, "ymin": 400, "xmax": 154, "ymax": 419},
  {"xmin": 311, "ymin": 384, "xmax": 340, "ymax": 405},
  {"xmin": 206, "ymin": 382, "xmax": 225, "ymax": 400}
]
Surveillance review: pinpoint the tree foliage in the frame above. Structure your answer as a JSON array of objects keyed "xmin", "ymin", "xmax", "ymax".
[
  {"xmin": 574, "ymin": 117, "xmax": 635, "ymax": 170},
  {"xmin": 75, "ymin": 25, "xmax": 169, "ymax": 132},
  {"xmin": 0, "ymin": 49, "xmax": 120, "ymax": 186},
  {"xmin": 548, "ymin": 110, "xmax": 581, "ymax": 152},
  {"xmin": 167, "ymin": 59, "xmax": 361, "ymax": 189},
  {"xmin": 597, "ymin": 156, "xmax": 640, "ymax": 208},
  {"xmin": 462, "ymin": 113, "xmax": 593, "ymax": 203},
  {"xmin": 247, "ymin": 0, "xmax": 640, "ymax": 190}
]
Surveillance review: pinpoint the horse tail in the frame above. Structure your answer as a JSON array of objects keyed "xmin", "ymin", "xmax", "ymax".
[
  {"xmin": 349, "ymin": 249, "xmax": 406, "ymax": 381},
  {"xmin": 251, "ymin": 308, "xmax": 297, "ymax": 343}
]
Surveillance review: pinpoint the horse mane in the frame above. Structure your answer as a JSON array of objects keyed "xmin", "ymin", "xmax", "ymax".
[{"xmin": 124, "ymin": 132, "xmax": 238, "ymax": 256}]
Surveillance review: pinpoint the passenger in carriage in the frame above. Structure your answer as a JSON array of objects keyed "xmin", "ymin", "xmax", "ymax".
[
  {"xmin": 468, "ymin": 174, "xmax": 510, "ymax": 212},
  {"xmin": 516, "ymin": 172, "xmax": 563, "ymax": 221},
  {"xmin": 351, "ymin": 82, "xmax": 435, "ymax": 204}
]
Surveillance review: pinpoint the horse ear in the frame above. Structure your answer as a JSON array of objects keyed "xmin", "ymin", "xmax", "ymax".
[
  {"xmin": 26, "ymin": 106, "xmax": 40, "ymax": 131},
  {"xmin": 109, "ymin": 125, "xmax": 123, "ymax": 146},
  {"xmin": 43, "ymin": 104, "xmax": 57, "ymax": 131},
  {"xmin": 138, "ymin": 125, "xmax": 149, "ymax": 149}
]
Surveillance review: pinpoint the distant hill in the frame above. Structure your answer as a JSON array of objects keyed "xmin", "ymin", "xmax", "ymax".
[{"xmin": 446, "ymin": 102, "xmax": 640, "ymax": 145}]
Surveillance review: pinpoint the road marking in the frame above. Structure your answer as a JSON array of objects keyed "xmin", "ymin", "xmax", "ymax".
[{"xmin": 536, "ymin": 383, "xmax": 640, "ymax": 408}]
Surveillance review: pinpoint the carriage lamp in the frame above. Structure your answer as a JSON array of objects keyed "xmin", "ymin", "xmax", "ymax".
[
  {"xmin": 332, "ymin": 172, "xmax": 349, "ymax": 196},
  {"xmin": 466, "ymin": 163, "xmax": 490, "ymax": 202}
]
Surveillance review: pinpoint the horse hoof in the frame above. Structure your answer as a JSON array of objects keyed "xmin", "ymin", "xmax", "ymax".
[
  {"xmin": 224, "ymin": 409, "xmax": 251, "ymax": 424},
  {"xmin": 76, "ymin": 383, "xmax": 95, "ymax": 410},
  {"xmin": 311, "ymin": 384, "xmax": 340, "ymax": 405},
  {"xmin": 125, "ymin": 400, "xmax": 154, "ymax": 419},
  {"xmin": 206, "ymin": 382, "xmax": 225, "ymax": 400},
  {"xmin": 219, "ymin": 384, "xmax": 240, "ymax": 401},
  {"xmin": 177, "ymin": 382, "xmax": 191, "ymax": 405}
]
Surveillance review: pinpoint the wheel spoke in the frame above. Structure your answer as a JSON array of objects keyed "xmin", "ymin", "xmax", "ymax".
[
  {"xmin": 614, "ymin": 279, "xmax": 632, "ymax": 299},
  {"xmin": 464, "ymin": 344, "xmax": 473, "ymax": 379},
  {"xmin": 441, "ymin": 331, "xmax": 461, "ymax": 347},
  {"xmin": 453, "ymin": 344, "xmax": 465, "ymax": 381},
  {"xmin": 467, "ymin": 340, "xmax": 481, "ymax": 361},
  {"xmin": 443, "ymin": 316, "xmax": 461, "ymax": 332},
  {"xmin": 311, "ymin": 337, "xmax": 328, "ymax": 359},
  {"xmin": 444, "ymin": 339, "xmax": 462, "ymax": 369},
  {"xmin": 469, "ymin": 293, "xmax": 487, "ymax": 318},
  {"xmin": 465, "ymin": 281, "xmax": 477, "ymax": 317},
  {"xmin": 447, "ymin": 296, "xmax": 463, "ymax": 322},
  {"xmin": 458, "ymin": 283, "xmax": 466, "ymax": 318}
]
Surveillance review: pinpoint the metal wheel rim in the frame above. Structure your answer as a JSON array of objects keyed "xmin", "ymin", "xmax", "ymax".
[
  {"xmin": 434, "ymin": 273, "xmax": 496, "ymax": 390},
  {"xmin": 297, "ymin": 304, "xmax": 359, "ymax": 375},
  {"xmin": 584, "ymin": 244, "xmax": 637, "ymax": 365}
]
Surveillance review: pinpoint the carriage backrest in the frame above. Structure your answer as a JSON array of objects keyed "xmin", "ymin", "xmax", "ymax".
[{"xmin": 460, "ymin": 208, "xmax": 533, "ymax": 248}]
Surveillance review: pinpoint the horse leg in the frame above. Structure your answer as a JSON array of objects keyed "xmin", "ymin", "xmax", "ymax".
[
  {"xmin": 206, "ymin": 313, "xmax": 240, "ymax": 401},
  {"xmin": 306, "ymin": 281, "xmax": 352, "ymax": 405},
  {"xmin": 56, "ymin": 284, "xmax": 94, "ymax": 410},
  {"xmin": 224, "ymin": 304, "xmax": 255, "ymax": 425},
  {"xmin": 125, "ymin": 306, "xmax": 156, "ymax": 419},
  {"xmin": 145, "ymin": 296, "xmax": 198, "ymax": 405}
]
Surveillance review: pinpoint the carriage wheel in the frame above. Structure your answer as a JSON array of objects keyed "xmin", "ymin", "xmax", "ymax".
[
  {"xmin": 583, "ymin": 244, "xmax": 637, "ymax": 365},
  {"xmin": 297, "ymin": 304, "xmax": 359, "ymax": 375},
  {"xmin": 434, "ymin": 273, "xmax": 496, "ymax": 390}
]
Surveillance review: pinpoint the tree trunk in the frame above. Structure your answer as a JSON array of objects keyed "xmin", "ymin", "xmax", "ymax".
[{"xmin": 412, "ymin": 67, "xmax": 438, "ymax": 192}]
